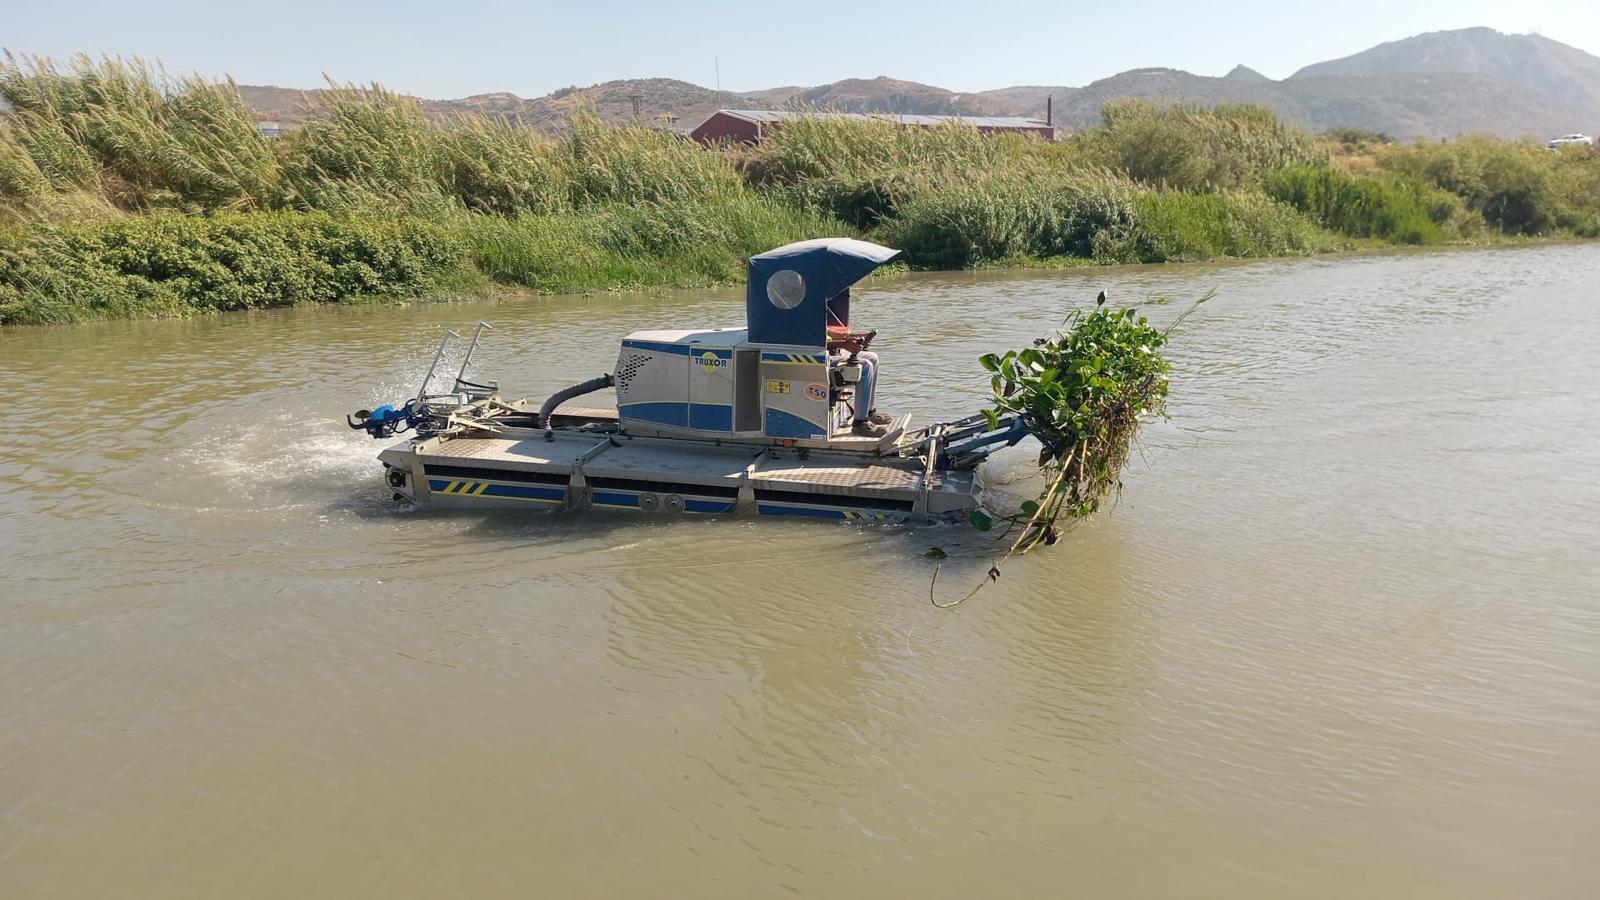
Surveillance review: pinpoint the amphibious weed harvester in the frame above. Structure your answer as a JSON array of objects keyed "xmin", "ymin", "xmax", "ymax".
[{"xmin": 349, "ymin": 239, "xmax": 1029, "ymax": 522}]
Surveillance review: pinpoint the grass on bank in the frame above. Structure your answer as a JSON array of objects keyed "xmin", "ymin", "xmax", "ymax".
[
  {"xmin": 2, "ymin": 53, "xmax": 1598, "ymax": 324},
  {"xmin": 0, "ymin": 212, "xmax": 461, "ymax": 324}
]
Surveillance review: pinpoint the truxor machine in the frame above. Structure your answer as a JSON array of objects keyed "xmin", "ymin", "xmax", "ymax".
[{"xmin": 348, "ymin": 239, "xmax": 1029, "ymax": 523}]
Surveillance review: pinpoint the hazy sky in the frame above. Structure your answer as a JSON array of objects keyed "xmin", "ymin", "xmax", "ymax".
[{"xmin": 8, "ymin": 0, "xmax": 1600, "ymax": 98}]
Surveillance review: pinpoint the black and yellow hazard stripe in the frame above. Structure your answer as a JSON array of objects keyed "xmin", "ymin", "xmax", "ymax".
[{"xmin": 437, "ymin": 479, "xmax": 491, "ymax": 496}]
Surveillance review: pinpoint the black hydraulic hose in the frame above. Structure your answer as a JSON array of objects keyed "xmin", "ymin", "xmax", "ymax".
[{"xmin": 540, "ymin": 374, "xmax": 615, "ymax": 439}]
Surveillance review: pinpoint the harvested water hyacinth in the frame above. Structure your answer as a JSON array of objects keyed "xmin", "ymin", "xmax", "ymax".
[{"xmin": 933, "ymin": 290, "xmax": 1207, "ymax": 607}]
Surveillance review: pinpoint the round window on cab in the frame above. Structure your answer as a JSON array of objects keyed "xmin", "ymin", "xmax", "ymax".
[{"xmin": 766, "ymin": 269, "xmax": 805, "ymax": 309}]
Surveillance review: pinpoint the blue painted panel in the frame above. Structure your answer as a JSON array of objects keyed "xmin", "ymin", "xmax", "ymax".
[
  {"xmin": 591, "ymin": 491, "xmax": 641, "ymax": 508},
  {"xmin": 620, "ymin": 339, "xmax": 693, "ymax": 356},
  {"xmin": 482, "ymin": 484, "xmax": 565, "ymax": 503},
  {"xmin": 756, "ymin": 503, "xmax": 908, "ymax": 522},
  {"xmin": 684, "ymin": 498, "xmax": 736, "ymax": 514},
  {"xmin": 764, "ymin": 407, "xmax": 827, "ymax": 440},
  {"xmin": 427, "ymin": 479, "xmax": 566, "ymax": 504},
  {"xmin": 757, "ymin": 504, "xmax": 846, "ymax": 519},
  {"xmin": 427, "ymin": 479, "xmax": 564, "ymax": 503},
  {"xmin": 619, "ymin": 401, "xmax": 688, "ymax": 427},
  {"xmin": 689, "ymin": 403, "xmax": 733, "ymax": 431}
]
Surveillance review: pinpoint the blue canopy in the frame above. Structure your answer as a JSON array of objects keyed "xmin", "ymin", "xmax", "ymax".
[{"xmin": 746, "ymin": 239, "xmax": 902, "ymax": 347}]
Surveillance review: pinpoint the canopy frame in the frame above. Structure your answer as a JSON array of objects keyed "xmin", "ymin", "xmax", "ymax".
[{"xmin": 745, "ymin": 239, "xmax": 901, "ymax": 347}]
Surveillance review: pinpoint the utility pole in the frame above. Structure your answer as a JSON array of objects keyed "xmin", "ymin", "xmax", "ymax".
[{"xmin": 715, "ymin": 55, "xmax": 721, "ymax": 93}]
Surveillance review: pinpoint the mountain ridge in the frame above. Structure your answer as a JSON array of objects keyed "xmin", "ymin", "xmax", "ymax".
[{"xmin": 233, "ymin": 28, "xmax": 1600, "ymax": 140}]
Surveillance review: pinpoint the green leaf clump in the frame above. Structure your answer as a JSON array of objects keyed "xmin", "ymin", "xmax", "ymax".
[{"xmin": 977, "ymin": 290, "xmax": 1203, "ymax": 553}]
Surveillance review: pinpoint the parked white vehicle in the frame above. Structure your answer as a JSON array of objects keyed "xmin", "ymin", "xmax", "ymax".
[{"xmin": 1547, "ymin": 133, "xmax": 1594, "ymax": 149}]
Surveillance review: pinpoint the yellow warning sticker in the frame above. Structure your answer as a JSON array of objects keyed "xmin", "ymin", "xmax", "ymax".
[{"xmin": 765, "ymin": 380, "xmax": 791, "ymax": 394}]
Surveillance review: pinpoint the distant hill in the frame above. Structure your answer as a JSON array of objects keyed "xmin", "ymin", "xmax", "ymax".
[
  {"xmin": 486, "ymin": 78, "xmax": 752, "ymax": 129},
  {"xmin": 235, "ymin": 85, "xmax": 320, "ymax": 124},
  {"xmin": 1292, "ymin": 27, "xmax": 1600, "ymax": 114},
  {"xmin": 1035, "ymin": 63, "xmax": 1588, "ymax": 139},
  {"xmin": 237, "ymin": 84, "xmax": 458, "ymax": 126},
  {"xmin": 228, "ymin": 27, "xmax": 1600, "ymax": 140},
  {"xmin": 1286, "ymin": 72, "xmax": 1581, "ymax": 139},
  {"xmin": 972, "ymin": 84, "xmax": 1080, "ymax": 117},
  {"xmin": 735, "ymin": 85, "xmax": 807, "ymax": 107},
  {"xmin": 1046, "ymin": 67, "xmax": 1296, "ymax": 127},
  {"xmin": 1224, "ymin": 65, "xmax": 1273, "ymax": 83},
  {"xmin": 742, "ymin": 76, "xmax": 1005, "ymax": 116},
  {"xmin": 954, "ymin": 30, "xmax": 1600, "ymax": 138},
  {"xmin": 236, "ymin": 78, "xmax": 747, "ymax": 131}
]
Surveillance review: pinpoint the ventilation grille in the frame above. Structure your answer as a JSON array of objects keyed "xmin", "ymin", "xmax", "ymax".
[{"xmin": 616, "ymin": 353, "xmax": 650, "ymax": 394}]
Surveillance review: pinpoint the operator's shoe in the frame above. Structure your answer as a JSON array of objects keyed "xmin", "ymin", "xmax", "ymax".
[
  {"xmin": 851, "ymin": 420, "xmax": 888, "ymax": 437},
  {"xmin": 867, "ymin": 410, "xmax": 892, "ymax": 426}
]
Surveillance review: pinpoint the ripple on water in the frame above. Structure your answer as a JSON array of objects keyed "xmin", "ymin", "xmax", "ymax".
[{"xmin": 3, "ymin": 245, "xmax": 1600, "ymax": 898}]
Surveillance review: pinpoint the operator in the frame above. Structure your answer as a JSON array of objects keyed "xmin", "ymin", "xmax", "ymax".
[{"xmin": 826, "ymin": 290, "xmax": 891, "ymax": 436}]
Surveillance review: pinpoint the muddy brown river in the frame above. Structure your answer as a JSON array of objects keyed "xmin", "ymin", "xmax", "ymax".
[{"xmin": 3, "ymin": 245, "xmax": 1598, "ymax": 898}]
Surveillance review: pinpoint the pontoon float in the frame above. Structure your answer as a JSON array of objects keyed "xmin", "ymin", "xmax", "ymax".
[{"xmin": 348, "ymin": 239, "xmax": 1028, "ymax": 523}]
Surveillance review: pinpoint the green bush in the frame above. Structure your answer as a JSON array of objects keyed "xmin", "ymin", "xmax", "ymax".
[
  {"xmin": 279, "ymin": 84, "xmax": 453, "ymax": 215},
  {"xmin": 1106, "ymin": 191, "xmax": 1336, "ymax": 263},
  {"xmin": 440, "ymin": 118, "xmax": 570, "ymax": 217},
  {"xmin": 751, "ymin": 114, "xmax": 1013, "ymax": 186},
  {"xmin": 1322, "ymin": 127, "xmax": 1395, "ymax": 148},
  {"xmin": 750, "ymin": 115, "xmax": 1034, "ymax": 229},
  {"xmin": 886, "ymin": 179, "xmax": 1333, "ymax": 268},
  {"xmin": 562, "ymin": 112, "xmax": 743, "ymax": 207},
  {"xmin": 1549, "ymin": 144, "xmax": 1600, "ymax": 235},
  {"xmin": 1264, "ymin": 165, "xmax": 1448, "ymax": 243},
  {"xmin": 0, "ymin": 211, "xmax": 465, "ymax": 324},
  {"xmin": 1376, "ymin": 136, "xmax": 1600, "ymax": 235},
  {"xmin": 280, "ymin": 90, "xmax": 573, "ymax": 219},
  {"xmin": 463, "ymin": 194, "xmax": 843, "ymax": 291},
  {"xmin": 1032, "ymin": 183, "xmax": 1142, "ymax": 257},
  {"xmin": 877, "ymin": 174, "xmax": 1140, "ymax": 268},
  {"xmin": 882, "ymin": 186, "xmax": 1040, "ymax": 268},
  {"xmin": 1074, "ymin": 101, "xmax": 1327, "ymax": 192},
  {"xmin": 765, "ymin": 174, "xmax": 913, "ymax": 230}
]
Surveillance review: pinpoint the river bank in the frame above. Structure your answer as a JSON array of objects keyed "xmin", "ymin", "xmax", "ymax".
[
  {"xmin": 4, "ymin": 58, "xmax": 1598, "ymax": 326},
  {"xmin": 2, "ymin": 211, "xmax": 1584, "ymax": 328}
]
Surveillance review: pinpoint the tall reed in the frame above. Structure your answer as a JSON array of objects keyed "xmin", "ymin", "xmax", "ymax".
[{"xmin": 0, "ymin": 54, "xmax": 281, "ymax": 213}]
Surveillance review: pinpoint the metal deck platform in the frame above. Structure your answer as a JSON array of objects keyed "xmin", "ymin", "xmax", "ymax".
[{"xmin": 380, "ymin": 425, "xmax": 979, "ymax": 522}]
